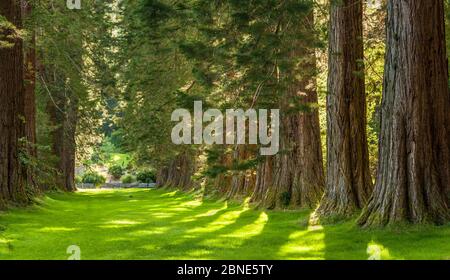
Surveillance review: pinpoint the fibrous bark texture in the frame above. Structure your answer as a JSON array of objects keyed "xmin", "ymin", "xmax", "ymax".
[
  {"xmin": 359, "ymin": 0, "xmax": 450, "ymax": 227},
  {"xmin": 317, "ymin": 0, "xmax": 372, "ymax": 218},
  {"xmin": 251, "ymin": 15, "xmax": 325, "ymax": 209},
  {"xmin": 0, "ymin": 0, "xmax": 31, "ymax": 207},
  {"xmin": 225, "ymin": 145, "xmax": 256, "ymax": 200},
  {"xmin": 158, "ymin": 151, "xmax": 196, "ymax": 191}
]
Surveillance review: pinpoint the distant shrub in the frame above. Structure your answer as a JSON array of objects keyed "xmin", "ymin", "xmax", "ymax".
[
  {"xmin": 136, "ymin": 170, "xmax": 156, "ymax": 183},
  {"xmin": 108, "ymin": 165, "xmax": 124, "ymax": 179},
  {"xmin": 75, "ymin": 175, "xmax": 82, "ymax": 184},
  {"xmin": 82, "ymin": 172, "xmax": 106, "ymax": 186},
  {"xmin": 121, "ymin": 174, "xmax": 136, "ymax": 184}
]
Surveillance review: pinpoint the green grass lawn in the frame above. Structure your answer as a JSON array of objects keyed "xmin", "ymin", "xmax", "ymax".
[{"xmin": 0, "ymin": 189, "xmax": 449, "ymax": 260}]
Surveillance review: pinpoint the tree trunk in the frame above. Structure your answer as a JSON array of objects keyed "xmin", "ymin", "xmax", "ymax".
[
  {"xmin": 161, "ymin": 151, "xmax": 196, "ymax": 190},
  {"xmin": 204, "ymin": 149, "xmax": 233, "ymax": 196},
  {"xmin": 251, "ymin": 13, "xmax": 325, "ymax": 209},
  {"xmin": 46, "ymin": 69, "xmax": 78, "ymax": 192},
  {"xmin": 359, "ymin": 0, "xmax": 450, "ymax": 227},
  {"xmin": 260, "ymin": 89, "xmax": 325, "ymax": 209},
  {"xmin": 62, "ymin": 94, "xmax": 78, "ymax": 192},
  {"xmin": 251, "ymin": 157, "xmax": 273, "ymax": 204},
  {"xmin": 22, "ymin": 0, "xmax": 37, "ymax": 190},
  {"xmin": 225, "ymin": 145, "xmax": 256, "ymax": 200},
  {"xmin": 0, "ymin": 0, "xmax": 31, "ymax": 207},
  {"xmin": 316, "ymin": 0, "xmax": 372, "ymax": 218},
  {"xmin": 156, "ymin": 166, "xmax": 169, "ymax": 187}
]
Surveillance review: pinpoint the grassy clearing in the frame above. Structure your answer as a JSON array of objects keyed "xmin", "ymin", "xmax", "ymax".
[{"xmin": 0, "ymin": 189, "xmax": 449, "ymax": 260}]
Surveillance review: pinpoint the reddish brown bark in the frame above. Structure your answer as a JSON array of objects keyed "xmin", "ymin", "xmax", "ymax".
[
  {"xmin": 0, "ymin": 0, "xmax": 31, "ymax": 207},
  {"xmin": 255, "ymin": 82, "xmax": 325, "ymax": 209},
  {"xmin": 225, "ymin": 145, "xmax": 256, "ymax": 200},
  {"xmin": 251, "ymin": 14, "xmax": 325, "ymax": 209},
  {"xmin": 159, "ymin": 151, "xmax": 196, "ymax": 191},
  {"xmin": 251, "ymin": 157, "xmax": 273, "ymax": 204},
  {"xmin": 359, "ymin": 0, "xmax": 450, "ymax": 227},
  {"xmin": 316, "ymin": 0, "xmax": 372, "ymax": 219},
  {"xmin": 204, "ymin": 149, "xmax": 233, "ymax": 196}
]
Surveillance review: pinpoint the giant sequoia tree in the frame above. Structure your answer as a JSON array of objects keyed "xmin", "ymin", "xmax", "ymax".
[
  {"xmin": 359, "ymin": 0, "xmax": 450, "ymax": 227},
  {"xmin": 316, "ymin": 0, "xmax": 372, "ymax": 218},
  {"xmin": 255, "ymin": 13, "xmax": 325, "ymax": 209},
  {"xmin": 0, "ymin": 0, "xmax": 32, "ymax": 207}
]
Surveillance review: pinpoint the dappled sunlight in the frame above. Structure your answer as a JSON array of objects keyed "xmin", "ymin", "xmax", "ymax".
[
  {"xmin": 276, "ymin": 213, "xmax": 325, "ymax": 259},
  {"xmin": 108, "ymin": 220, "xmax": 141, "ymax": 225},
  {"xmin": 177, "ymin": 199, "xmax": 203, "ymax": 208},
  {"xmin": 99, "ymin": 219, "xmax": 143, "ymax": 229},
  {"xmin": 195, "ymin": 212, "xmax": 270, "ymax": 253},
  {"xmin": 130, "ymin": 228, "xmax": 168, "ymax": 236},
  {"xmin": 1, "ymin": 189, "xmax": 450, "ymax": 259},
  {"xmin": 308, "ymin": 224, "xmax": 324, "ymax": 232},
  {"xmin": 39, "ymin": 227, "xmax": 78, "ymax": 233},
  {"xmin": 160, "ymin": 191, "xmax": 179, "ymax": 197},
  {"xmin": 277, "ymin": 231, "xmax": 325, "ymax": 259},
  {"xmin": 185, "ymin": 205, "xmax": 250, "ymax": 235},
  {"xmin": 219, "ymin": 212, "xmax": 268, "ymax": 239},
  {"xmin": 181, "ymin": 202, "xmax": 228, "ymax": 221}
]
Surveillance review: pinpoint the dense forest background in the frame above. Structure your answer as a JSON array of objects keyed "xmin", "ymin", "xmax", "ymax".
[{"xmin": 0, "ymin": 0, "xmax": 449, "ymax": 228}]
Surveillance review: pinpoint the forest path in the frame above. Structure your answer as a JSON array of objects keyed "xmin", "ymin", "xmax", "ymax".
[{"xmin": 0, "ymin": 189, "xmax": 449, "ymax": 260}]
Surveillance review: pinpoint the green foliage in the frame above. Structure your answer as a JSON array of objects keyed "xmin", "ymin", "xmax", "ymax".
[
  {"xmin": 89, "ymin": 137, "xmax": 131, "ymax": 168},
  {"xmin": 117, "ymin": 0, "xmax": 201, "ymax": 169},
  {"xmin": 136, "ymin": 170, "xmax": 156, "ymax": 183},
  {"xmin": 82, "ymin": 172, "xmax": 106, "ymax": 186},
  {"xmin": 121, "ymin": 174, "xmax": 136, "ymax": 184},
  {"xmin": 75, "ymin": 176, "xmax": 82, "ymax": 184},
  {"xmin": 117, "ymin": 0, "xmax": 326, "ymax": 175},
  {"xmin": 108, "ymin": 165, "xmax": 125, "ymax": 180},
  {"xmin": 32, "ymin": 0, "xmax": 118, "ymax": 168}
]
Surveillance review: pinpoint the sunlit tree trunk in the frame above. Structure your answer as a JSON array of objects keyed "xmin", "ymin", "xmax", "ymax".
[{"xmin": 359, "ymin": 0, "xmax": 450, "ymax": 227}]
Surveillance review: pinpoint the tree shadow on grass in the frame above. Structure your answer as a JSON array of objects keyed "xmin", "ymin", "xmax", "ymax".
[
  {"xmin": 232, "ymin": 210, "xmax": 319, "ymax": 260},
  {"xmin": 8, "ymin": 189, "xmax": 450, "ymax": 260},
  {"xmin": 320, "ymin": 217, "xmax": 450, "ymax": 260}
]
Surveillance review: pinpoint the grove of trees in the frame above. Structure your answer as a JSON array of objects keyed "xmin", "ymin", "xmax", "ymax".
[{"xmin": 0, "ymin": 0, "xmax": 449, "ymax": 228}]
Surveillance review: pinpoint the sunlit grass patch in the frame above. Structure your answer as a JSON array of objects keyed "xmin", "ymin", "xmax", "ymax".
[{"xmin": 0, "ymin": 189, "xmax": 449, "ymax": 260}]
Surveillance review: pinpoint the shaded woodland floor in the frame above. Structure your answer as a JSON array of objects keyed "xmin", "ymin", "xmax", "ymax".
[{"xmin": 0, "ymin": 189, "xmax": 449, "ymax": 260}]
